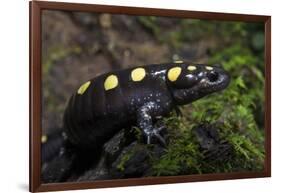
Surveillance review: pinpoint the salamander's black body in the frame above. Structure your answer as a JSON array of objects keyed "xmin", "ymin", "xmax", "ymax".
[{"xmin": 63, "ymin": 62, "xmax": 230, "ymax": 149}]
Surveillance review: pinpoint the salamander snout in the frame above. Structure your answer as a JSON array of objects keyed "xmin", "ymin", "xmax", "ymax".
[{"xmin": 202, "ymin": 67, "xmax": 230, "ymax": 92}]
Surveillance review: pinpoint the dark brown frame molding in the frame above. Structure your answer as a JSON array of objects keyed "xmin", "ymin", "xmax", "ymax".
[{"xmin": 29, "ymin": 1, "xmax": 271, "ymax": 192}]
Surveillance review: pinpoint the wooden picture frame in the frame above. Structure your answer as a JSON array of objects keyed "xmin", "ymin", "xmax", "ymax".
[{"xmin": 30, "ymin": 0, "xmax": 271, "ymax": 192}]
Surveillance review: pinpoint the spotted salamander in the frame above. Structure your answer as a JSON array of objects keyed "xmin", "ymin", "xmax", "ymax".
[{"xmin": 63, "ymin": 61, "xmax": 230, "ymax": 149}]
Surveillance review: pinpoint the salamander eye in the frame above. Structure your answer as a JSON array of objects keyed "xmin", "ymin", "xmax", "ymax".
[{"xmin": 207, "ymin": 71, "xmax": 219, "ymax": 82}]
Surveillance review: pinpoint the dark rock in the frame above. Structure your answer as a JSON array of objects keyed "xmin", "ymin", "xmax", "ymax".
[
  {"xmin": 43, "ymin": 123, "xmax": 234, "ymax": 182},
  {"xmin": 77, "ymin": 157, "xmax": 109, "ymax": 181},
  {"xmin": 75, "ymin": 128, "xmax": 166, "ymax": 181},
  {"xmin": 41, "ymin": 131, "xmax": 64, "ymax": 163},
  {"xmin": 103, "ymin": 130, "xmax": 127, "ymax": 166},
  {"xmin": 193, "ymin": 123, "xmax": 234, "ymax": 163},
  {"xmin": 41, "ymin": 147, "xmax": 76, "ymax": 183},
  {"xmin": 110, "ymin": 142, "xmax": 150, "ymax": 178}
]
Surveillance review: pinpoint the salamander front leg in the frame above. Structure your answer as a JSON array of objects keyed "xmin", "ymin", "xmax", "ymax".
[{"xmin": 137, "ymin": 102, "xmax": 166, "ymax": 146}]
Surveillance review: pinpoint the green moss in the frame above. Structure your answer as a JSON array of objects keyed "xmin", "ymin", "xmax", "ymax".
[
  {"xmin": 117, "ymin": 152, "xmax": 133, "ymax": 172},
  {"xmin": 151, "ymin": 21, "xmax": 265, "ymax": 175}
]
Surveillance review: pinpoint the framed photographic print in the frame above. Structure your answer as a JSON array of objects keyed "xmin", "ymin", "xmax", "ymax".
[{"xmin": 29, "ymin": 1, "xmax": 271, "ymax": 192}]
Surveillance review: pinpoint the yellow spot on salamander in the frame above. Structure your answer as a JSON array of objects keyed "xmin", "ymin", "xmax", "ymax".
[
  {"xmin": 41, "ymin": 135, "xmax": 48, "ymax": 143},
  {"xmin": 187, "ymin": 65, "xmax": 197, "ymax": 71},
  {"xmin": 131, "ymin": 67, "xmax": 146, "ymax": 82},
  {"xmin": 77, "ymin": 81, "xmax": 91, "ymax": 95},
  {"xmin": 174, "ymin": 60, "xmax": 183, "ymax": 64},
  {"xmin": 206, "ymin": 66, "xmax": 213, "ymax": 70},
  {"xmin": 104, "ymin": 74, "xmax": 118, "ymax": 90},
  {"xmin": 168, "ymin": 67, "xmax": 182, "ymax": 82}
]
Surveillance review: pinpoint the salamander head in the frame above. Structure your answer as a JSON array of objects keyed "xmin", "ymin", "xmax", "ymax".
[{"xmin": 167, "ymin": 63, "xmax": 230, "ymax": 105}]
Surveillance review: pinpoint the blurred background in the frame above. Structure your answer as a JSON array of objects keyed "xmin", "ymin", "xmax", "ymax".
[{"xmin": 41, "ymin": 10, "xmax": 265, "ymax": 173}]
